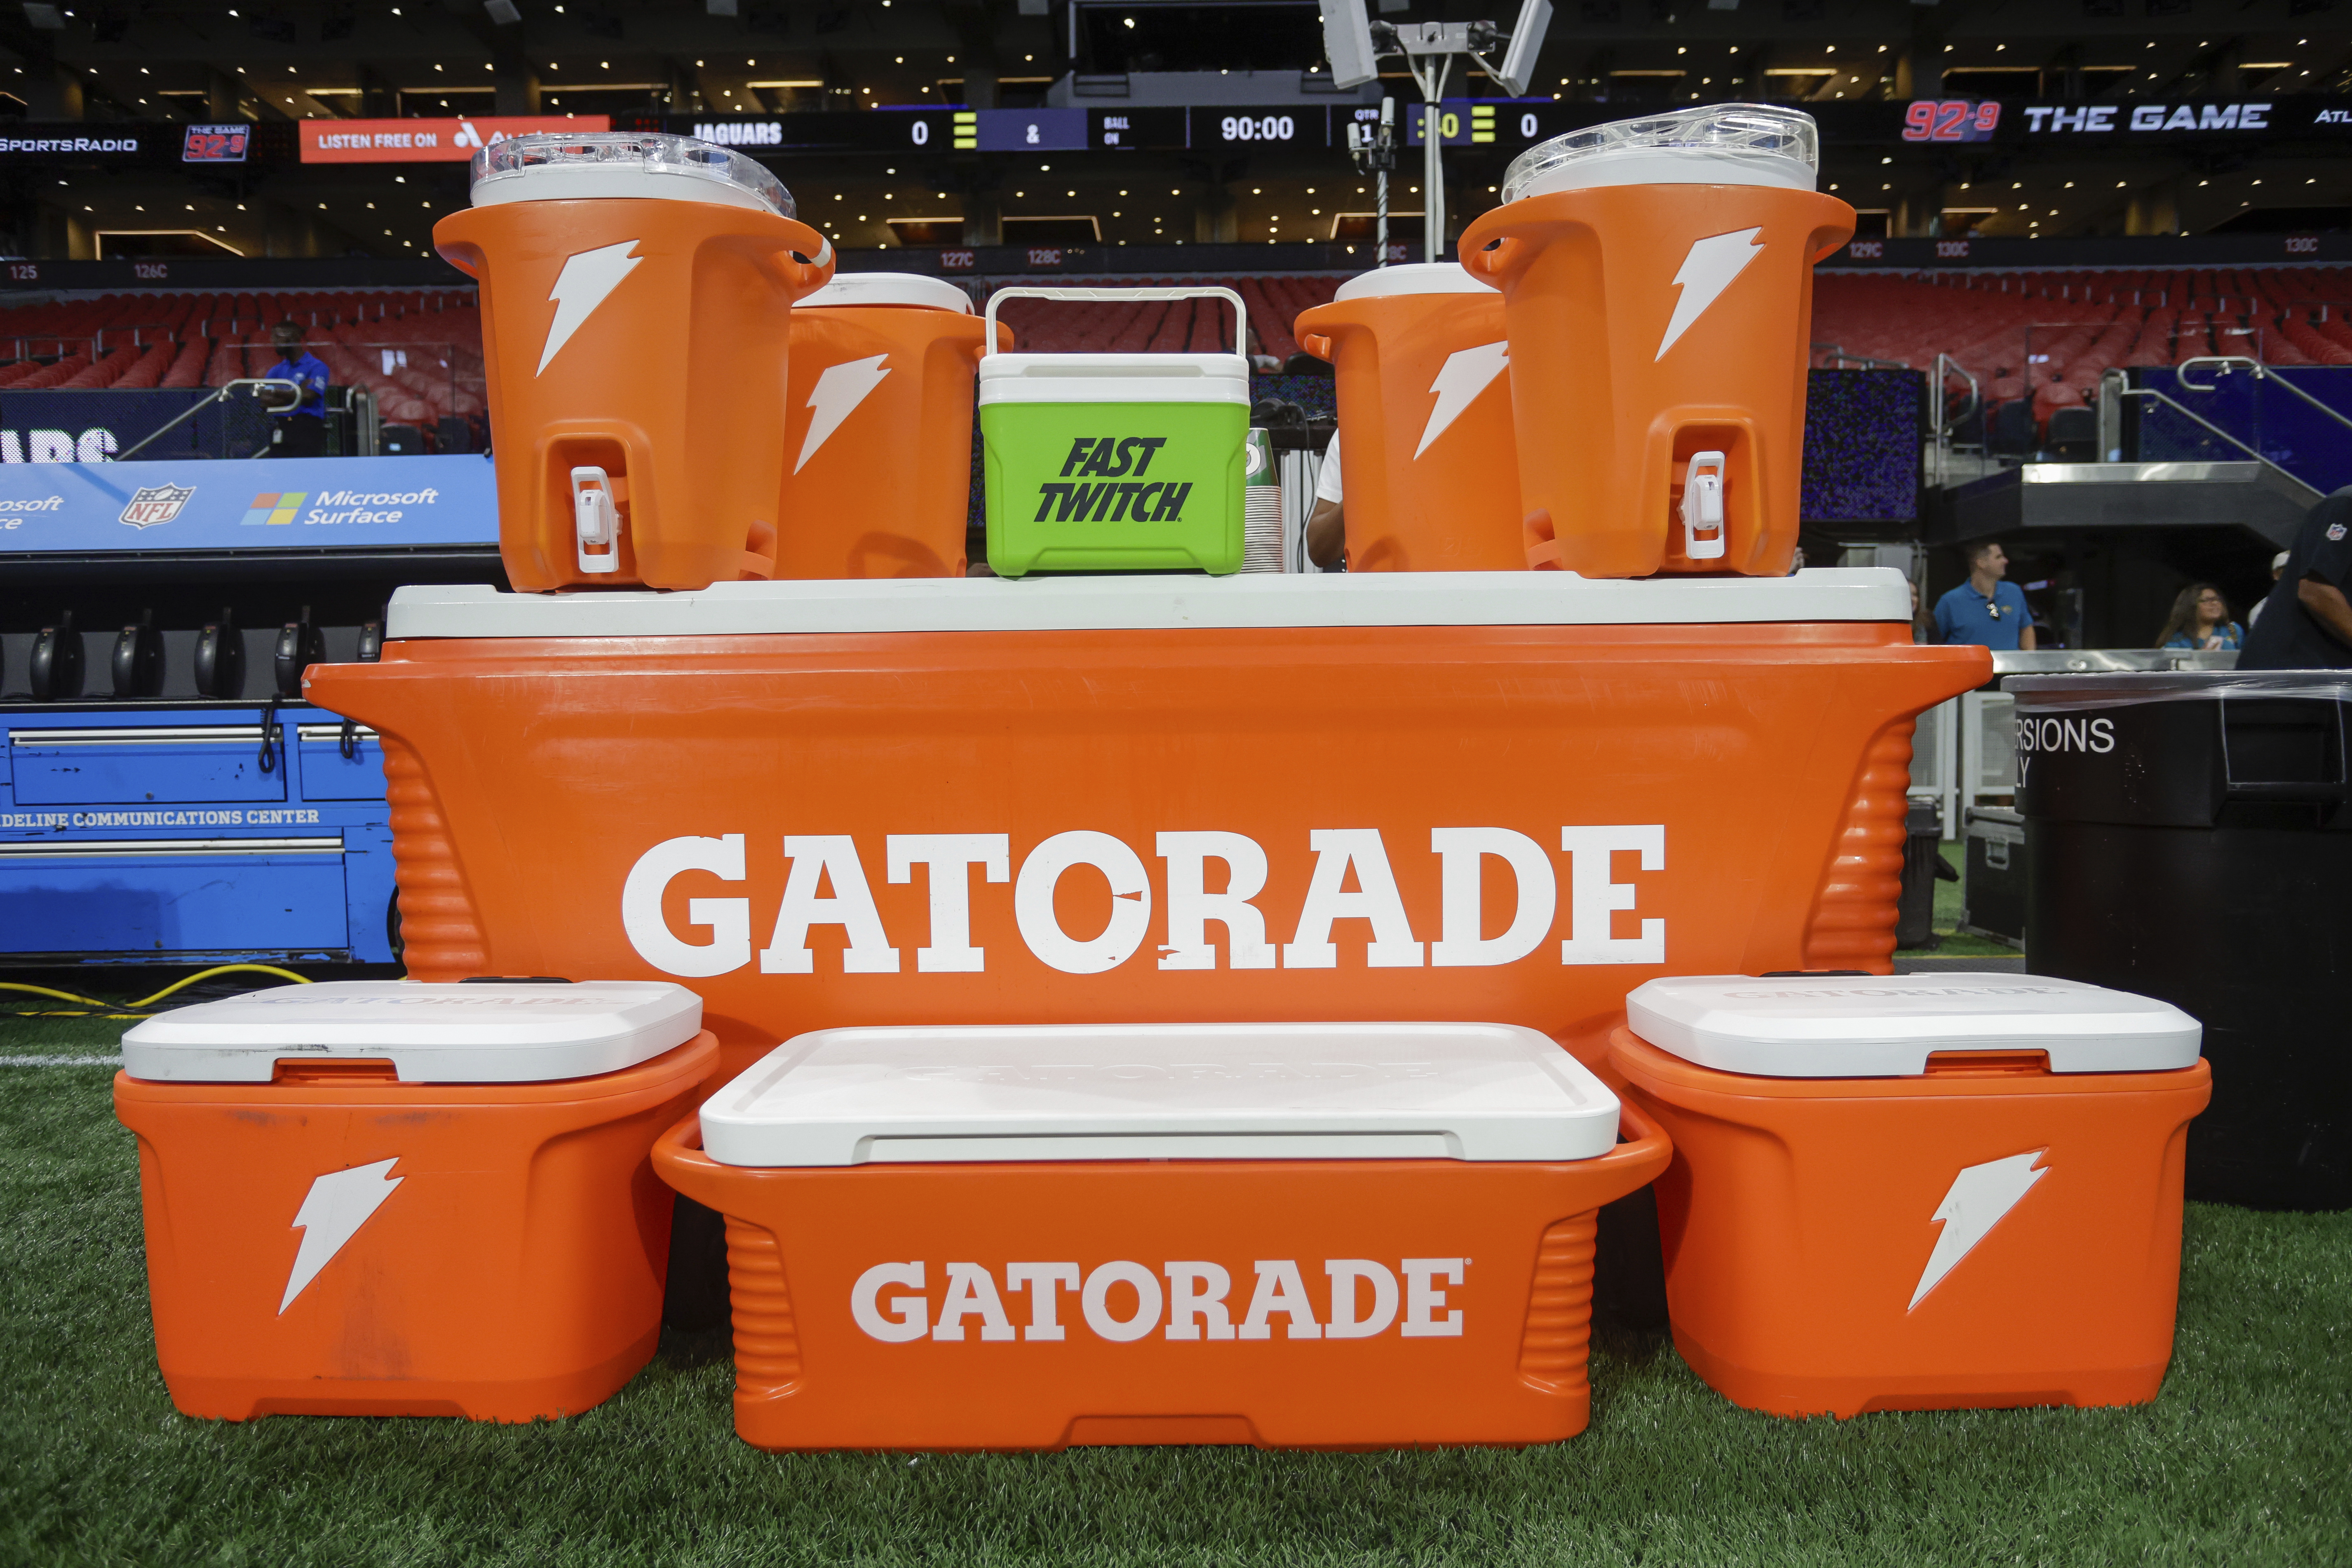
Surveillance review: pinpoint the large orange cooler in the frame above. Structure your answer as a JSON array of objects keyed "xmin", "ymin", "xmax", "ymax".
[
  {"xmin": 1293, "ymin": 263, "xmax": 1522, "ymax": 572},
  {"xmin": 434, "ymin": 132, "xmax": 835, "ymax": 592},
  {"xmin": 1460, "ymin": 105, "xmax": 1852, "ymax": 579},
  {"xmin": 1608, "ymin": 973, "xmax": 2211, "ymax": 1419},
  {"xmin": 304, "ymin": 570, "xmax": 1987, "ymax": 1087},
  {"xmin": 114, "ymin": 980, "xmax": 718, "ymax": 1421},
  {"xmin": 775, "ymin": 271, "xmax": 1002, "ymax": 580},
  {"xmin": 653, "ymin": 1021, "xmax": 1669, "ymax": 1450}
]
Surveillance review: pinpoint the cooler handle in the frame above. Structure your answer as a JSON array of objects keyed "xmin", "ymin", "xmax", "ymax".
[
  {"xmin": 571, "ymin": 465, "xmax": 620, "ymax": 575},
  {"xmin": 1679, "ymin": 451, "xmax": 1727, "ymax": 560},
  {"xmin": 1460, "ymin": 236, "xmax": 1519, "ymax": 284},
  {"xmin": 780, "ymin": 235, "xmax": 837, "ymax": 299},
  {"xmin": 982, "ymin": 285, "xmax": 1246, "ymax": 360}
]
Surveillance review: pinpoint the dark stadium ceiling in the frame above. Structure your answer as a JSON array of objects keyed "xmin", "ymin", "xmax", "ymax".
[{"xmin": 0, "ymin": 0, "xmax": 2345, "ymax": 258}]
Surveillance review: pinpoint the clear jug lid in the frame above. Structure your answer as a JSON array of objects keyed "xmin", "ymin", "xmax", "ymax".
[
  {"xmin": 469, "ymin": 131, "xmax": 794, "ymax": 216},
  {"xmin": 1501, "ymin": 104, "xmax": 1818, "ymax": 202}
]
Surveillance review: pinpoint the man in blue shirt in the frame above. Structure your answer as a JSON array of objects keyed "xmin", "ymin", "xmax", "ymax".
[
  {"xmin": 1932, "ymin": 539, "xmax": 2037, "ymax": 651},
  {"xmin": 264, "ymin": 320, "xmax": 331, "ymax": 458}
]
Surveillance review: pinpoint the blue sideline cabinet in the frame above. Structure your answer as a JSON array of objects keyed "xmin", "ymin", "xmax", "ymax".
[{"xmin": 0, "ymin": 703, "xmax": 398, "ymax": 965}]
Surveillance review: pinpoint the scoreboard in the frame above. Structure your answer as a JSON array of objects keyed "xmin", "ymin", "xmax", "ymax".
[{"xmin": 658, "ymin": 101, "xmax": 1573, "ymax": 156}]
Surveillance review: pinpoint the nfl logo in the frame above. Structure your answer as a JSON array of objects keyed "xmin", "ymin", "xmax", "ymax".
[
  {"xmin": 119, "ymin": 483, "xmax": 195, "ymax": 529},
  {"xmin": 2329, "ymin": 522, "xmax": 2347, "ymax": 542}
]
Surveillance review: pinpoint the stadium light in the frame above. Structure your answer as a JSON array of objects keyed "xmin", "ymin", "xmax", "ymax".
[
  {"xmin": 1492, "ymin": 0, "xmax": 1552, "ymax": 97},
  {"xmin": 1319, "ymin": 0, "xmax": 1380, "ymax": 91}
]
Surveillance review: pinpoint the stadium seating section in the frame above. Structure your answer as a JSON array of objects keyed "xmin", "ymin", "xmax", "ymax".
[
  {"xmin": 0, "ymin": 268, "xmax": 2343, "ymax": 455},
  {"xmin": 0, "ymin": 289, "xmax": 486, "ymax": 444},
  {"xmin": 1812, "ymin": 266, "xmax": 2352, "ymax": 441}
]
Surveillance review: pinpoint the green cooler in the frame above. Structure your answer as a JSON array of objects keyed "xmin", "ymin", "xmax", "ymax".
[{"xmin": 980, "ymin": 286, "xmax": 1250, "ymax": 577}]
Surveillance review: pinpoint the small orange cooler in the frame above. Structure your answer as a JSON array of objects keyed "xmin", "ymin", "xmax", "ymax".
[
  {"xmin": 114, "ymin": 980, "xmax": 718, "ymax": 1421},
  {"xmin": 1608, "ymin": 973, "xmax": 2211, "ymax": 1418},
  {"xmin": 653, "ymin": 1021, "xmax": 1669, "ymax": 1450},
  {"xmin": 776, "ymin": 271, "xmax": 1004, "ymax": 580},
  {"xmin": 1293, "ymin": 263, "xmax": 1521, "ymax": 572}
]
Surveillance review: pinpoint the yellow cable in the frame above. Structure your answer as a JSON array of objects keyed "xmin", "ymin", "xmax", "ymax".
[
  {"xmin": 0, "ymin": 982, "xmax": 114, "ymax": 1009},
  {"xmin": 1, "ymin": 964, "xmax": 310, "ymax": 1016},
  {"xmin": 124, "ymin": 965, "xmax": 313, "ymax": 1010}
]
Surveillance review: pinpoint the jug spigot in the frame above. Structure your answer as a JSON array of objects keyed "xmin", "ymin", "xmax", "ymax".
[
  {"xmin": 1680, "ymin": 451, "xmax": 1726, "ymax": 561},
  {"xmin": 572, "ymin": 466, "xmax": 621, "ymax": 575}
]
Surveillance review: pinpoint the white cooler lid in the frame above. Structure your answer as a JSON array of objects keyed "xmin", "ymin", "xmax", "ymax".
[
  {"xmin": 121, "ymin": 980, "xmax": 704, "ymax": 1084},
  {"xmin": 978, "ymin": 351, "xmax": 1250, "ymax": 406},
  {"xmin": 699, "ymin": 1021, "xmax": 1621, "ymax": 1167},
  {"xmin": 383, "ymin": 568, "xmax": 1913, "ymax": 639},
  {"xmin": 797, "ymin": 271, "xmax": 974, "ymax": 312},
  {"xmin": 1332, "ymin": 263, "xmax": 1497, "ymax": 301},
  {"xmin": 1625, "ymin": 974, "xmax": 2202, "ymax": 1078}
]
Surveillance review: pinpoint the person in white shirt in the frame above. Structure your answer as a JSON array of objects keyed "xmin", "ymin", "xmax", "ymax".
[{"xmin": 1306, "ymin": 430, "xmax": 1345, "ymax": 568}]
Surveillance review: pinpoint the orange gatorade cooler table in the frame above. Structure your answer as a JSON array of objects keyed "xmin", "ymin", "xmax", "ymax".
[
  {"xmin": 305, "ymin": 572, "xmax": 1987, "ymax": 1087},
  {"xmin": 653, "ymin": 1021, "xmax": 1669, "ymax": 1450},
  {"xmin": 113, "ymin": 980, "xmax": 718, "ymax": 1421},
  {"xmin": 1608, "ymin": 973, "xmax": 2211, "ymax": 1419}
]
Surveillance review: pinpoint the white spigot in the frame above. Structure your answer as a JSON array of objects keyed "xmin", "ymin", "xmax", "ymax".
[
  {"xmin": 1680, "ymin": 451, "xmax": 1726, "ymax": 560},
  {"xmin": 572, "ymin": 465, "xmax": 620, "ymax": 575}
]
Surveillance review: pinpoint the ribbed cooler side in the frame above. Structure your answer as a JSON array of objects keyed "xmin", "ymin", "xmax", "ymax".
[
  {"xmin": 1802, "ymin": 714, "xmax": 1916, "ymax": 972},
  {"xmin": 725, "ymin": 1216, "xmax": 803, "ymax": 1398},
  {"xmin": 379, "ymin": 733, "xmax": 488, "ymax": 980},
  {"xmin": 1516, "ymin": 1211, "xmax": 1598, "ymax": 1395}
]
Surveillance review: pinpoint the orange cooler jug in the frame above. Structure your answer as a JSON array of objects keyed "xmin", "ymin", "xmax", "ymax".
[
  {"xmin": 655, "ymin": 1022, "xmax": 1670, "ymax": 1451},
  {"xmin": 1607, "ymin": 974, "xmax": 2211, "ymax": 1419},
  {"xmin": 775, "ymin": 271, "xmax": 1003, "ymax": 579},
  {"xmin": 434, "ymin": 132, "xmax": 835, "ymax": 592},
  {"xmin": 114, "ymin": 980, "xmax": 719, "ymax": 1421},
  {"xmin": 1294, "ymin": 263, "xmax": 1522, "ymax": 572},
  {"xmin": 1460, "ymin": 106, "xmax": 1854, "ymax": 578}
]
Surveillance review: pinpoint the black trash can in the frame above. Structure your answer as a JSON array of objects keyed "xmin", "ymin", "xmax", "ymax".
[
  {"xmin": 1894, "ymin": 795, "xmax": 1945, "ymax": 950},
  {"xmin": 2010, "ymin": 671, "xmax": 2350, "ymax": 1210}
]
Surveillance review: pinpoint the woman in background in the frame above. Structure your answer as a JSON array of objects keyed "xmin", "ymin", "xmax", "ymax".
[{"xmin": 2157, "ymin": 582, "xmax": 2243, "ymax": 651}]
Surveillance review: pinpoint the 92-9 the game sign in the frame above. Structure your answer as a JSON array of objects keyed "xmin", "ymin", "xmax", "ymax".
[
  {"xmin": 181, "ymin": 124, "xmax": 250, "ymax": 163},
  {"xmin": 1902, "ymin": 100, "xmax": 2001, "ymax": 143}
]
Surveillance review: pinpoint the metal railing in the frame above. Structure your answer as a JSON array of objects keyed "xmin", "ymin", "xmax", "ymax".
[
  {"xmin": 1930, "ymin": 352, "xmax": 1983, "ymax": 489},
  {"xmin": 114, "ymin": 377, "xmax": 302, "ymax": 462},
  {"xmin": 2175, "ymin": 355, "xmax": 2352, "ymax": 438},
  {"xmin": 1811, "ymin": 342, "xmax": 1911, "ymax": 371},
  {"xmin": 2100, "ymin": 370, "xmax": 2324, "ymax": 495}
]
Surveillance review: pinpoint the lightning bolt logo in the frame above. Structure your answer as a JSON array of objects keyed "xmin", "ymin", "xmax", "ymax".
[
  {"xmin": 1656, "ymin": 227, "xmax": 1766, "ymax": 361},
  {"xmin": 280, "ymin": 1158, "xmax": 404, "ymax": 1314},
  {"xmin": 536, "ymin": 239, "xmax": 644, "ymax": 376},
  {"xmin": 1909, "ymin": 1149, "xmax": 2049, "ymax": 1311},
  {"xmin": 795, "ymin": 354, "xmax": 893, "ymax": 472},
  {"xmin": 1414, "ymin": 341, "xmax": 1509, "ymax": 459}
]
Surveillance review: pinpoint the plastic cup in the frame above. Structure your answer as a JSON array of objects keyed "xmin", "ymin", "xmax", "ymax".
[
  {"xmin": 1460, "ymin": 106, "xmax": 1854, "ymax": 578},
  {"xmin": 1295, "ymin": 263, "xmax": 1522, "ymax": 572},
  {"xmin": 434, "ymin": 132, "xmax": 835, "ymax": 592}
]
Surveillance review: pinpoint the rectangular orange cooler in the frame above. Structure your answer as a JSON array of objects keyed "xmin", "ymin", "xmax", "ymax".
[
  {"xmin": 1607, "ymin": 973, "xmax": 2211, "ymax": 1419},
  {"xmin": 304, "ymin": 571, "xmax": 1987, "ymax": 1087},
  {"xmin": 654, "ymin": 1021, "xmax": 1669, "ymax": 1451},
  {"xmin": 114, "ymin": 980, "xmax": 718, "ymax": 1421}
]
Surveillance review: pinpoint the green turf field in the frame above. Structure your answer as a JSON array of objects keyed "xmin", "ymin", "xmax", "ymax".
[{"xmin": 2, "ymin": 1002, "xmax": 2347, "ymax": 1566}]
